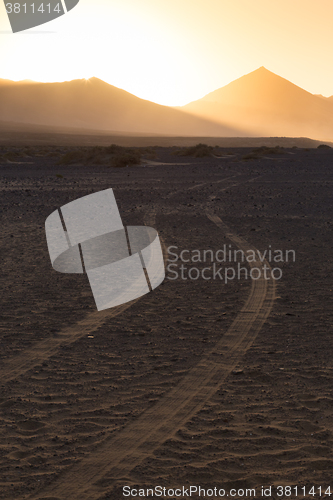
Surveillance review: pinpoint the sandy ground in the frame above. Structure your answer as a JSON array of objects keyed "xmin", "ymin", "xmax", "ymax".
[
  {"xmin": 0, "ymin": 122, "xmax": 331, "ymax": 148},
  {"xmin": 0, "ymin": 143, "xmax": 333, "ymax": 499}
]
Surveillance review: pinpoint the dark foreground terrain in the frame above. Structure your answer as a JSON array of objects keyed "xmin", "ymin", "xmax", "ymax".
[{"xmin": 0, "ymin": 143, "xmax": 332, "ymax": 500}]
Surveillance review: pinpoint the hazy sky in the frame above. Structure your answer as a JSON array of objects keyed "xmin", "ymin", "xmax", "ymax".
[{"xmin": 1, "ymin": 0, "xmax": 333, "ymax": 105}]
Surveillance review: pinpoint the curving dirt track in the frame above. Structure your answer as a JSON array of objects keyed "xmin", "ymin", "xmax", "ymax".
[
  {"xmin": 2, "ymin": 144, "xmax": 333, "ymax": 500},
  {"xmin": 31, "ymin": 212, "xmax": 275, "ymax": 500}
]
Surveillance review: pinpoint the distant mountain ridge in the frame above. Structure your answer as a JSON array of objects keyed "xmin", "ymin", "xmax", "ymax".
[
  {"xmin": 1, "ymin": 69, "xmax": 333, "ymax": 140},
  {"xmin": 0, "ymin": 77, "xmax": 240, "ymax": 137},
  {"xmin": 181, "ymin": 67, "xmax": 333, "ymax": 141},
  {"xmin": 0, "ymin": 79, "xmax": 36, "ymax": 85}
]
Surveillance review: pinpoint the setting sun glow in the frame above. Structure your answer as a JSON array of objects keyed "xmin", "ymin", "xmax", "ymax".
[{"xmin": 1, "ymin": 0, "xmax": 333, "ymax": 105}]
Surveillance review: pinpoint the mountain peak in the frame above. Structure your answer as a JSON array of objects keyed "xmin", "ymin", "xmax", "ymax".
[
  {"xmin": 87, "ymin": 77, "xmax": 104, "ymax": 83},
  {"xmin": 182, "ymin": 67, "xmax": 333, "ymax": 141},
  {"xmin": 195, "ymin": 66, "xmax": 310, "ymax": 107},
  {"xmin": 244, "ymin": 66, "xmax": 279, "ymax": 79}
]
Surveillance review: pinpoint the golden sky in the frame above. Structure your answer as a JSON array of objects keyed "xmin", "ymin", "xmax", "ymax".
[{"xmin": 1, "ymin": 0, "xmax": 333, "ymax": 106}]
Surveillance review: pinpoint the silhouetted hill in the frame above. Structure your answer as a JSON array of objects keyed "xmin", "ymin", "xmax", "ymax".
[
  {"xmin": 0, "ymin": 77, "xmax": 241, "ymax": 137},
  {"xmin": 182, "ymin": 67, "xmax": 333, "ymax": 141},
  {"xmin": 0, "ymin": 79, "xmax": 36, "ymax": 85}
]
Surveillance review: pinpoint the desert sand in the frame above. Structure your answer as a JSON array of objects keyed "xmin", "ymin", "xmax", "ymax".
[{"xmin": 0, "ymin": 140, "xmax": 332, "ymax": 499}]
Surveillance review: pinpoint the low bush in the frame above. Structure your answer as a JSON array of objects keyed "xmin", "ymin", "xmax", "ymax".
[
  {"xmin": 57, "ymin": 145, "xmax": 142, "ymax": 167},
  {"xmin": 58, "ymin": 150, "xmax": 85, "ymax": 165},
  {"xmin": 110, "ymin": 151, "xmax": 141, "ymax": 168},
  {"xmin": 242, "ymin": 146, "xmax": 283, "ymax": 160},
  {"xmin": 104, "ymin": 144, "xmax": 123, "ymax": 154},
  {"xmin": 173, "ymin": 143, "xmax": 213, "ymax": 158}
]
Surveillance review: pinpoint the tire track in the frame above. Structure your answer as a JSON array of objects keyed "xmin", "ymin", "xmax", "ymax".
[
  {"xmin": 0, "ymin": 210, "xmax": 157, "ymax": 383},
  {"xmin": 167, "ymin": 173, "xmax": 241, "ymax": 198},
  {"xmin": 0, "ymin": 303, "xmax": 135, "ymax": 383},
  {"xmin": 33, "ymin": 212, "xmax": 276, "ymax": 500}
]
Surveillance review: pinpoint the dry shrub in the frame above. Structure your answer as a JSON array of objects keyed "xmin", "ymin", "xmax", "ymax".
[
  {"xmin": 242, "ymin": 146, "xmax": 283, "ymax": 161},
  {"xmin": 173, "ymin": 143, "xmax": 213, "ymax": 158},
  {"xmin": 58, "ymin": 150, "xmax": 85, "ymax": 165},
  {"xmin": 57, "ymin": 145, "xmax": 142, "ymax": 167},
  {"xmin": 3, "ymin": 151, "xmax": 19, "ymax": 161},
  {"xmin": 110, "ymin": 150, "xmax": 141, "ymax": 168}
]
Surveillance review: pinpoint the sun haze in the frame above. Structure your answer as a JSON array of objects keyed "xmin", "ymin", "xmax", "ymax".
[{"xmin": 0, "ymin": 0, "xmax": 333, "ymax": 105}]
